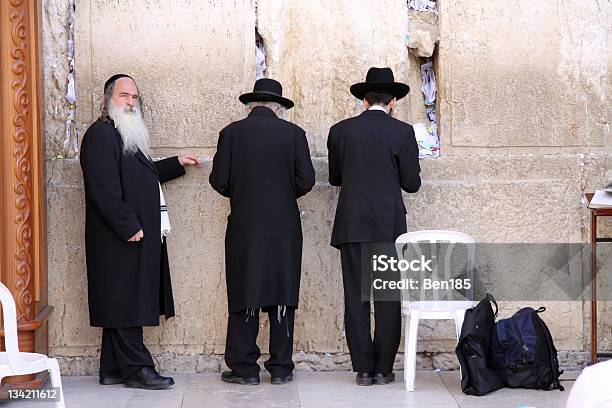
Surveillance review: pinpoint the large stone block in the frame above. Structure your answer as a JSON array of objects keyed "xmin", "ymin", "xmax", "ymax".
[
  {"xmin": 409, "ymin": 155, "xmax": 584, "ymax": 243},
  {"xmin": 75, "ymin": 0, "xmax": 256, "ymax": 153},
  {"xmin": 257, "ymin": 0, "xmax": 412, "ymax": 156},
  {"xmin": 46, "ymin": 159, "xmax": 95, "ymax": 355},
  {"xmin": 437, "ymin": 0, "xmax": 608, "ymax": 150}
]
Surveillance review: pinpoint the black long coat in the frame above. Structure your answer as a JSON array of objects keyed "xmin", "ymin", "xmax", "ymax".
[
  {"xmin": 80, "ymin": 119, "xmax": 185, "ymax": 327},
  {"xmin": 209, "ymin": 106, "xmax": 315, "ymax": 312},
  {"xmin": 327, "ymin": 110, "xmax": 421, "ymax": 248}
]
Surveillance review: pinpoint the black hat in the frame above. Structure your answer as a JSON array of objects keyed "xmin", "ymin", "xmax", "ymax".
[
  {"xmin": 239, "ymin": 78, "xmax": 294, "ymax": 109},
  {"xmin": 350, "ymin": 67, "xmax": 410, "ymax": 100},
  {"xmin": 104, "ymin": 74, "xmax": 134, "ymax": 93}
]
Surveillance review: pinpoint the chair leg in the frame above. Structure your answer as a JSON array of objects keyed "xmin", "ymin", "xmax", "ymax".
[
  {"xmin": 47, "ymin": 358, "xmax": 65, "ymax": 408},
  {"xmin": 403, "ymin": 315, "xmax": 409, "ymax": 389},
  {"xmin": 454, "ymin": 309, "xmax": 466, "ymax": 379},
  {"xmin": 405, "ymin": 310, "xmax": 419, "ymax": 391}
]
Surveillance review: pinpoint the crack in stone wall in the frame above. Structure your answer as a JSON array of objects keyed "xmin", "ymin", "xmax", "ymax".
[
  {"xmin": 255, "ymin": 29, "xmax": 266, "ymax": 79},
  {"xmin": 407, "ymin": 2, "xmax": 442, "ymax": 157},
  {"xmin": 43, "ymin": 1, "xmax": 73, "ymax": 158}
]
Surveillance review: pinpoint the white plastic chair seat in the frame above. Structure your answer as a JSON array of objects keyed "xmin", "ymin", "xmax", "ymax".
[
  {"xmin": 0, "ymin": 352, "xmax": 50, "ymax": 375},
  {"xmin": 402, "ymin": 300, "xmax": 476, "ymax": 317}
]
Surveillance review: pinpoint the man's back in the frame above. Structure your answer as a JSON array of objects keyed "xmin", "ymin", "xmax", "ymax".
[
  {"xmin": 209, "ymin": 105, "xmax": 315, "ymax": 312},
  {"xmin": 328, "ymin": 109, "xmax": 421, "ymax": 247},
  {"xmin": 210, "ymin": 106, "xmax": 314, "ymax": 219}
]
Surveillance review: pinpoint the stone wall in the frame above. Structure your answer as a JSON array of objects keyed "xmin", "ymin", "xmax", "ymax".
[{"xmin": 44, "ymin": 0, "xmax": 610, "ymax": 374}]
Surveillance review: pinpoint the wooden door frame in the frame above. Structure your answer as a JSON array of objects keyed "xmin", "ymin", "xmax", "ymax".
[{"xmin": 0, "ymin": 0, "xmax": 52, "ymax": 388}]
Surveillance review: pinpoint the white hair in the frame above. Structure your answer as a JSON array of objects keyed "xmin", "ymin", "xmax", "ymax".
[
  {"xmin": 108, "ymin": 99, "xmax": 151, "ymax": 157},
  {"xmin": 247, "ymin": 101, "xmax": 284, "ymax": 116}
]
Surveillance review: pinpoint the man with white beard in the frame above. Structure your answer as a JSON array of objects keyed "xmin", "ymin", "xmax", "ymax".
[{"xmin": 80, "ymin": 74, "xmax": 200, "ymax": 390}]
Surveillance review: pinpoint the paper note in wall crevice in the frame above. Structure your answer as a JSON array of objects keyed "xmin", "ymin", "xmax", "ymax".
[{"xmin": 414, "ymin": 122, "xmax": 439, "ymax": 157}]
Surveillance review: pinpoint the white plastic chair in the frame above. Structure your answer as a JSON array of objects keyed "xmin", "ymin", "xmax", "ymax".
[
  {"xmin": 0, "ymin": 282, "xmax": 64, "ymax": 407},
  {"xmin": 395, "ymin": 230, "xmax": 476, "ymax": 391}
]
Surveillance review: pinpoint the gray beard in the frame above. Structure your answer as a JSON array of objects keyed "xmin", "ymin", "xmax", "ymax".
[{"xmin": 108, "ymin": 102, "xmax": 151, "ymax": 157}]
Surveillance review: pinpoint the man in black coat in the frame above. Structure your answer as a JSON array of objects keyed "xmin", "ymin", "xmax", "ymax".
[
  {"xmin": 210, "ymin": 78, "xmax": 315, "ymax": 385},
  {"xmin": 327, "ymin": 67, "xmax": 421, "ymax": 386},
  {"xmin": 80, "ymin": 74, "xmax": 200, "ymax": 390}
]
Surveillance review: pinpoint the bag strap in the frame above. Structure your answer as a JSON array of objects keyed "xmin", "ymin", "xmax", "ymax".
[
  {"xmin": 539, "ymin": 315, "xmax": 564, "ymax": 391},
  {"xmin": 486, "ymin": 293, "xmax": 498, "ymax": 318}
]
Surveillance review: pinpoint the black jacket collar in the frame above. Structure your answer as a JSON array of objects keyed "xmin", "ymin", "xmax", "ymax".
[
  {"xmin": 360, "ymin": 109, "xmax": 388, "ymax": 117},
  {"xmin": 248, "ymin": 106, "xmax": 278, "ymax": 117}
]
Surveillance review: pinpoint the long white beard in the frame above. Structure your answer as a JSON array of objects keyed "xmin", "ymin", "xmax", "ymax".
[{"xmin": 108, "ymin": 101, "xmax": 151, "ymax": 157}]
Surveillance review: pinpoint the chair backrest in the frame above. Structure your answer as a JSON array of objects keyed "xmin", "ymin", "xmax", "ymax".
[
  {"xmin": 0, "ymin": 282, "xmax": 21, "ymax": 366},
  {"xmin": 395, "ymin": 230, "xmax": 475, "ymax": 302}
]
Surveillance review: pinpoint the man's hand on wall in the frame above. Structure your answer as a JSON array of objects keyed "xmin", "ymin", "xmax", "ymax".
[{"xmin": 178, "ymin": 154, "xmax": 202, "ymax": 168}]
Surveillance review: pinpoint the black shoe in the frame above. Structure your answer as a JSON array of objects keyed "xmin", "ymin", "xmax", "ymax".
[
  {"xmin": 221, "ymin": 370, "xmax": 260, "ymax": 385},
  {"xmin": 124, "ymin": 367, "xmax": 175, "ymax": 390},
  {"xmin": 356, "ymin": 372, "xmax": 373, "ymax": 386},
  {"xmin": 373, "ymin": 372, "xmax": 395, "ymax": 385},
  {"xmin": 99, "ymin": 375, "xmax": 123, "ymax": 385},
  {"xmin": 271, "ymin": 372, "xmax": 294, "ymax": 385}
]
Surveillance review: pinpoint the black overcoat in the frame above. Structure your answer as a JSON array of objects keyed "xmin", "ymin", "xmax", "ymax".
[
  {"xmin": 80, "ymin": 119, "xmax": 185, "ymax": 327},
  {"xmin": 209, "ymin": 106, "xmax": 315, "ymax": 312},
  {"xmin": 327, "ymin": 110, "xmax": 421, "ymax": 248}
]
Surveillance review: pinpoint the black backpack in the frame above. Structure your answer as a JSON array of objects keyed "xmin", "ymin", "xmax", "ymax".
[
  {"xmin": 455, "ymin": 293, "xmax": 505, "ymax": 396},
  {"xmin": 490, "ymin": 307, "xmax": 564, "ymax": 391}
]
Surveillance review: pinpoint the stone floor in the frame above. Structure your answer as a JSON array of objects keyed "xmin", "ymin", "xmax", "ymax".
[{"xmin": 3, "ymin": 371, "xmax": 577, "ymax": 408}]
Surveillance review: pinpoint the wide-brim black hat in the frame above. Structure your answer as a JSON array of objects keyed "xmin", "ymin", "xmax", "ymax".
[
  {"xmin": 350, "ymin": 67, "xmax": 410, "ymax": 100},
  {"xmin": 239, "ymin": 78, "xmax": 294, "ymax": 109}
]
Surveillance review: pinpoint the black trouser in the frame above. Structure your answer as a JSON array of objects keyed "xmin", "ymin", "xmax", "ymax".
[
  {"xmin": 225, "ymin": 306, "xmax": 295, "ymax": 379},
  {"xmin": 340, "ymin": 243, "xmax": 401, "ymax": 374},
  {"xmin": 99, "ymin": 327, "xmax": 155, "ymax": 379}
]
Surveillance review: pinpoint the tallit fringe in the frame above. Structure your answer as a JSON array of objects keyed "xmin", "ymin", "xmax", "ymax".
[{"xmin": 243, "ymin": 306, "xmax": 291, "ymax": 337}]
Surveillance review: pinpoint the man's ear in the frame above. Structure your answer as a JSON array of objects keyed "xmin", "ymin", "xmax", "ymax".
[
  {"xmin": 363, "ymin": 99, "xmax": 371, "ymax": 109},
  {"xmin": 389, "ymin": 98, "xmax": 397, "ymax": 109}
]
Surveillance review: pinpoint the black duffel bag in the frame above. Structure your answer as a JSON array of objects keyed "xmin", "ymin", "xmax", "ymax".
[{"xmin": 455, "ymin": 293, "xmax": 505, "ymax": 396}]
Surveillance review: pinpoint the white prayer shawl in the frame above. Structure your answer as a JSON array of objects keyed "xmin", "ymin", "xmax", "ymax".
[{"xmin": 159, "ymin": 182, "xmax": 171, "ymax": 241}]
